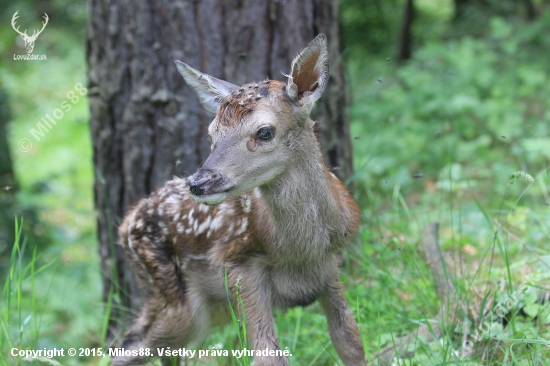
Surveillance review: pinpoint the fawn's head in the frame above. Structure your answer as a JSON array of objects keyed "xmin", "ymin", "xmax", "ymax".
[{"xmin": 176, "ymin": 35, "xmax": 329, "ymax": 205}]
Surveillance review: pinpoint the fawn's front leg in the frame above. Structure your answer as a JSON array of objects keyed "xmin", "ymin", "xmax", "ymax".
[
  {"xmin": 231, "ymin": 266, "xmax": 289, "ymax": 366},
  {"xmin": 319, "ymin": 278, "xmax": 367, "ymax": 366}
]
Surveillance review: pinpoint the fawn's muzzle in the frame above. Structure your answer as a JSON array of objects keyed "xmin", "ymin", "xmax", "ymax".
[{"xmin": 188, "ymin": 169, "xmax": 225, "ymax": 196}]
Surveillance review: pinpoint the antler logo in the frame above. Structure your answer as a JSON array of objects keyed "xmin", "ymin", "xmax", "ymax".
[{"xmin": 11, "ymin": 11, "xmax": 49, "ymax": 54}]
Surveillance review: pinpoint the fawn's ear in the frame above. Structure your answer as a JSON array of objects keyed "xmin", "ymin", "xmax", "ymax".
[
  {"xmin": 175, "ymin": 61, "xmax": 239, "ymax": 114},
  {"xmin": 286, "ymin": 34, "xmax": 329, "ymax": 111}
]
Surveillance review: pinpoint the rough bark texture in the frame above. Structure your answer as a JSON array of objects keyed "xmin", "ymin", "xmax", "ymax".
[{"xmin": 86, "ymin": 0, "xmax": 352, "ymax": 333}]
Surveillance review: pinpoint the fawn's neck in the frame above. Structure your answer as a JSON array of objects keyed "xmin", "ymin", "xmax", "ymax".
[{"xmin": 258, "ymin": 129, "xmax": 347, "ymax": 265}]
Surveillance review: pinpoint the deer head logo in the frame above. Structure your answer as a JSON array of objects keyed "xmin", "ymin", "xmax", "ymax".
[{"xmin": 11, "ymin": 11, "xmax": 49, "ymax": 54}]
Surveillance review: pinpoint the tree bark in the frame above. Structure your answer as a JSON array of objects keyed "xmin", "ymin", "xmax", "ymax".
[
  {"xmin": 397, "ymin": 0, "xmax": 414, "ymax": 63},
  {"xmin": 454, "ymin": 0, "xmax": 470, "ymax": 20},
  {"xmin": 522, "ymin": 0, "xmax": 537, "ymax": 21},
  {"xmin": 0, "ymin": 86, "xmax": 16, "ymax": 259},
  {"xmin": 86, "ymin": 0, "xmax": 352, "ymax": 335}
]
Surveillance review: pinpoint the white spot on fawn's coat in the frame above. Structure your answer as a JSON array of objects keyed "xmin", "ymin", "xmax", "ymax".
[
  {"xmin": 235, "ymin": 217, "xmax": 248, "ymax": 235},
  {"xmin": 195, "ymin": 216, "xmax": 212, "ymax": 235}
]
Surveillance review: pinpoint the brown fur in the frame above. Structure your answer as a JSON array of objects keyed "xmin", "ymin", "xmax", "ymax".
[
  {"xmin": 217, "ymin": 80, "xmax": 280, "ymax": 128},
  {"xmin": 113, "ymin": 35, "xmax": 367, "ymax": 366}
]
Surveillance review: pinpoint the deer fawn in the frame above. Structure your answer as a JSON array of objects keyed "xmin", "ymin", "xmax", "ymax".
[{"xmin": 114, "ymin": 34, "xmax": 366, "ymax": 366}]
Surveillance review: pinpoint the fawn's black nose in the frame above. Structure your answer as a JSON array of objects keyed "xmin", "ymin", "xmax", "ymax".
[
  {"xmin": 189, "ymin": 177, "xmax": 208, "ymax": 196},
  {"xmin": 188, "ymin": 170, "xmax": 221, "ymax": 196}
]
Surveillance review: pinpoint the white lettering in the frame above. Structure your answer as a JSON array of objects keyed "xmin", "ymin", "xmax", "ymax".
[{"xmin": 29, "ymin": 122, "xmax": 50, "ymax": 141}]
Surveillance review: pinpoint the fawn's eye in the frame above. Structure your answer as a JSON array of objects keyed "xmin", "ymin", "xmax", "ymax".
[{"xmin": 257, "ymin": 127, "xmax": 275, "ymax": 141}]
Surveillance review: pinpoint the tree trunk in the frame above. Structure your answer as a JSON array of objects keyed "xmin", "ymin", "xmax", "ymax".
[
  {"xmin": 522, "ymin": 0, "xmax": 537, "ymax": 21},
  {"xmin": 0, "ymin": 86, "xmax": 16, "ymax": 259},
  {"xmin": 86, "ymin": 0, "xmax": 352, "ymax": 336},
  {"xmin": 454, "ymin": 0, "xmax": 470, "ymax": 20},
  {"xmin": 397, "ymin": 0, "xmax": 415, "ymax": 63}
]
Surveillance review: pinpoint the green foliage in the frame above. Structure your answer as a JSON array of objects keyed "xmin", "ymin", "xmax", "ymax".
[
  {"xmin": 343, "ymin": 7, "xmax": 550, "ymax": 365},
  {"xmin": 339, "ymin": 0, "xmax": 404, "ymax": 58},
  {"xmin": 0, "ymin": 1, "xmax": 100, "ymax": 364},
  {"xmin": 350, "ymin": 12, "xmax": 550, "ymax": 209}
]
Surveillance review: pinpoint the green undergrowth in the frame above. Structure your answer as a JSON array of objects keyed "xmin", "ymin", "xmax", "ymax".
[{"xmin": 339, "ymin": 11, "xmax": 550, "ymax": 365}]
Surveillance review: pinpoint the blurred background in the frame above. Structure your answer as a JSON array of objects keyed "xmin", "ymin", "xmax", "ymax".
[{"xmin": 0, "ymin": 0, "xmax": 549, "ymax": 365}]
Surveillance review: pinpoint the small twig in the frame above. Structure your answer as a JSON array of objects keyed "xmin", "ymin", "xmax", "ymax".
[{"xmin": 422, "ymin": 223, "xmax": 456, "ymax": 298}]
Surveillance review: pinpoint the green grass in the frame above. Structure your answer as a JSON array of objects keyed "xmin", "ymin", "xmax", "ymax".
[
  {"xmin": 224, "ymin": 268, "xmax": 251, "ymax": 366},
  {"xmin": 3, "ymin": 182, "xmax": 549, "ymax": 365}
]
